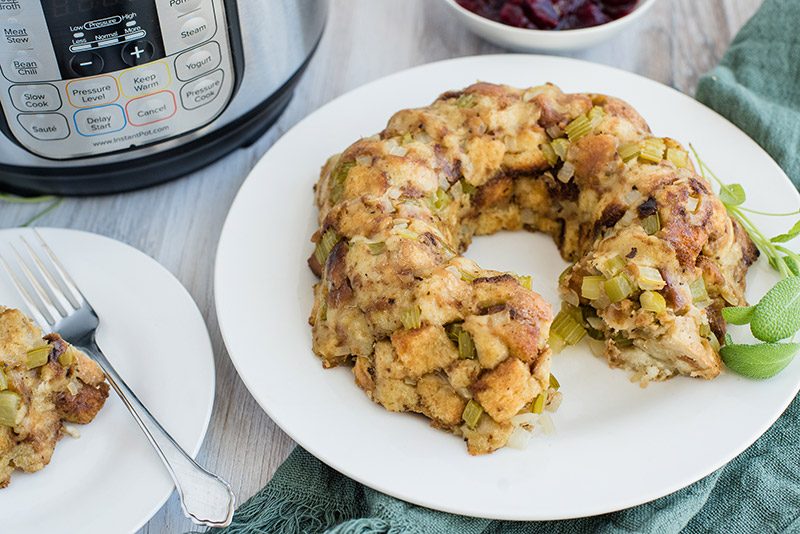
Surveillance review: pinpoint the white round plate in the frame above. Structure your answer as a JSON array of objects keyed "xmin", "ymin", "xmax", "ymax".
[
  {"xmin": 215, "ymin": 55, "xmax": 800, "ymax": 520},
  {"xmin": 0, "ymin": 228, "xmax": 215, "ymax": 533}
]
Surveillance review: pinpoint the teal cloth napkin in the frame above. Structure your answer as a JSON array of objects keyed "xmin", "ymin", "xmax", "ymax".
[{"xmin": 211, "ymin": 1, "xmax": 800, "ymax": 532}]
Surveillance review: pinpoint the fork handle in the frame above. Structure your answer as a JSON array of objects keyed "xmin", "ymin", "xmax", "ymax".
[{"xmin": 81, "ymin": 339, "xmax": 236, "ymax": 528}]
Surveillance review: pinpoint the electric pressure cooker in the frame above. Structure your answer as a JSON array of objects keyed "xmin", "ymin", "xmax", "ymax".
[{"xmin": 0, "ymin": 0, "xmax": 327, "ymax": 194}]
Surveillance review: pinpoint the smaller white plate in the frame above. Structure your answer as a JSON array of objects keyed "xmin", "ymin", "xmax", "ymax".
[{"xmin": 0, "ymin": 228, "xmax": 216, "ymax": 534}]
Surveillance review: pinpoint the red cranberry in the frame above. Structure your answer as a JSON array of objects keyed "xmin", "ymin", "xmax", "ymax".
[
  {"xmin": 499, "ymin": 3, "xmax": 533, "ymax": 27},
  {"xmin": 523, "ymin": 0, "xmax": 560, "ymax": 29}
]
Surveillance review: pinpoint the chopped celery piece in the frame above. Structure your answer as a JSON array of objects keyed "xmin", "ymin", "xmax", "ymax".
[
  {"xmin": 330, "ymin": 161, "xmax": 355, "ymax": 204},
  {"xmin": 401, "ymin": 132, "xmax": 413, "ymax": 145},
  {"xmin": 447, "ymin": 323, "xmax": 476, "ymax": 359},
  {"xmin": 551, "ymin": 138, "xmax": 570, "ymax": 160},
  {"xmin": 637, "ymin": 266, "xmax": 666, "ymax": 290},
  {"xmin": 367, "ymin": 241, "xmax": 387, "ymax": 255},
  {"xmin": 559, "ymin": 264, "xmax": 573, "ymax": 285},
  {"xmin": 395, "ymin": 228, "xmax": 418, "ymax": 240},
  {"xmin": 549, "ymin": 373, "xmax": 560, "ymax": 390},
  {"xmin": 518, "ymin": 275, "xmax": 533, "ymax": 290},
  {"xmin": 319, "ymin": 300, "xmax": 327, "ymax": 322},
  {"xmin": 618, "ymin": 142, "xmax": 640, "ymax": 162},
  {"xmin": 587, "ymin": 106, "xmax": 605, "ymax": 126},
  {"xmin": 639, "ymin": 138, "xmax": 666, "ymax": 163},
  {"xmin": 641, "ymin": 213, "xmax": 661, "ymax": 235},
  {"xmin": 605, "ymin": 274, "xmax": 635, "ymax": 303},
  {"xmin": 605, "ymin": 255, "xmax": 628, "ymax": 277},
  {"xmin": 581, "ymin": 275, "xmax": 605, "ymax": 300},
  {"xmin": 462, "ymin": 399, "xmax": 483, "ymax": 429},
  {"xmin": 565, "ymin": 114, "xmax": 592, "ymax": 141},
  {"xmin": 531, "ymin": 391, "xmax": 547, "ymax": 414},
  {"xmin": 690, "ymin": 277, "xmax": 710, "ymax": 303},
  {"xmin": 699, "ymin": 323, "xmax": 711, "ymax": 337},
  {"xmin": 456, "ymin": 93, "xmax": 476, "ymax": 108},
  {"xmin": 459, "ymin": 179, "xmax": 476, "ymax": 195},
  {"xmin": 640, "ymin": 291, "xmax": 666, "ymax": 313},
  {"xmin": 429, "ymin": 188, "xmax": 451, "ymax": 211},
  {"xmin": 549, "ymin": 333, "xmax": 567, "ymax": 354},
  {"xmin": 708, "ymin": 332, "xmax": 721, "ymax": 351},
  {"xmin": 541, "ymin": 143, "xmax": 558, "ymax": 166},
  {"xmin": 314, "ymin": 229, "xmax": 341, "ymax": 267},
  {"xmin": 58, "ymin": 349, "xmax": 75, "ymax": 367},
  {"xmin": 459, "ymin": 269, "xmax": 477, "ymax": 283},
  {"xmin": 26, "ymin": 345, "xmax": 49, "ymax": 370},
  {"xmin": 0, "ymin": 369, "xmax": 7, "ymax": 390},
  {"xmin": 667, "ymin": 147, "xmax": 690, "ymax": 168},
  {"xmin": 0, "ymin": 391, "xmax": 20, "ymax": 427},
  {"xmin": 550, "ymin": 307, "xmax": 586, "ymax": 346},
  {"xmin": 400, "ymin": 306, "xmax": 422, "ymax": 330}
]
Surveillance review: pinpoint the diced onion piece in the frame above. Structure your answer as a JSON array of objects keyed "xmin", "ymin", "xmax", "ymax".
[
  {"xmin": 506, "ymin": 426, "xmax": 532, "ymax": 450},
  {"xmin": 639, "ymin": 138, "xmax": 666, "ymax": 163},
  {"xmin": 564, "ymin": 114, "xmax": 592, "ymax": 141},
  {"xmin": 557, "ymin": 162, "xmax": 575, "ymax": 183},
  {"xmin": 0, "ymin": 391, "xmax": 20, "ymax": 427},
  {"xmin": 604, "ymin": 255, "xmax": 628, "ymax": 277},
  {"xmin": 62, "ymin": 423, "xmax": 80, "ymax": 439},
  {"xmin": 690, "ymin": 277, "xmax": 709, "ymax": 303},
  {"xmin": 314, "ymin": 229, "xmax": 340, "ymax": 267},
  {"xmin": 581, "ymin": 275, "xmax": 605, "ymax": 300},
  {"xmin": 26, "ymin": 346, "xmax": 49, "ymax": 370},
  {"xmin": 637, "ymin": 266, "xmax": 665, "ymax": 290},
  {"xmin": 586, "ymin": 315, "xmax": 604, "ymax": 331},
  {"xmin": 667, "ymin": 147, "xmax": 690, "ymax": 168},
  {"xmin": 330, "ymin": 161, "xmax": 355, "ymax": 204},
  {"xmin": 0, "ymin": 369, "xmax": 7, "ymax": 390},
  {"xmin": 640, "ymin": 291, "xmax": 666, "ymax": 313},
  {"xmin": 462, "ymin": 399, "xmax": 483, "ymax": 429},
  {"xmin": 686, "ymin": 195, "xmax": 699, "ymax": 213},
  {"xmin": 549, "ymin": 373, "xmax": 560, "ymax": 390},
  {"xmin": 511, "ymin": 412, "xmax": 538, "ymax": 427},
  {"xmin": 551, "ymin": 138, "xmax": 570, "ymax": 161},
  {"xmin": 355, "ymin": 155, "xmax": 372, "ymax": 166},
  {"xmin": 618, "ymin": 142, "xmax": 640, "ymax": 162},
  {"xmin": 546, "ymin": 391, "xmax": 563, "ymax": 412},
  {"xmin": 641, "ymin": 213, "xmax": 661, "ymax": 235},
  {"xmin": 400, "ymin": 305, "xmax": 422, "ymax": 330},
  {"xmin": 67, "ymin": 381, "xmax": 79, "ymax": 396},
  {"xmin": 367, "ymin": 241, "xmax": 386, "ymax": 255},
  {"xmin": 539, "ymin": 413, "xmax": 556, "ymax": 435},
  {"xmin": 540, "ymin": 143, "xmax": 558, "ymax": 166},
  {"xmin": 531, "ymin": 391, "xmax": 547, "ymax": 414},
  {"xmin": 605, "ymin": 274, "xmax": 635, "ymax": 303},
  {"xmin": 546, "ymin": 125, "xmax": 563, "ymax": 139},
  {"xmin": 388, "ymin": 144, "xmax": 408, "ymax": 157},
  {"xmin": 550, "ymin": 307, "xmax": 586, "ymax": 346},
  {"xmin": 517, "ymin": 275, "xmax": 533, "ymax": 290}
]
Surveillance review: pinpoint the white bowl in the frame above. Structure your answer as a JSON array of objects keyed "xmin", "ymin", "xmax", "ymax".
[{"xmin": 441, "ymin": 0, "xmax": 659, "ymax": 52}]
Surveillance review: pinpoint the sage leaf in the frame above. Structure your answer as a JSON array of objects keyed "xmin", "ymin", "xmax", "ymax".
[
  {"xmin": 719, "ymin": 184, "xmax": 746, "ymax": 206},
  {"xmin": 771, "ymin": 220, "xmax": 800, "ymax": 243},
  {"xmin": 750, "ymin": 277, "xmax": 800, "ymax": 342},
  {"xmin": 721, "ymin": 306, "xmax": 755, "ymax": 325},
  {"xmin": 720, "ymin": 342, "xmax": 800, "ymax": 379}
]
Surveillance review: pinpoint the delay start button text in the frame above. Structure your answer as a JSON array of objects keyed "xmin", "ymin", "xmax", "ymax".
[{"xmin": 74, "ymin": 104, "xmax": 126, "ymax": 136}]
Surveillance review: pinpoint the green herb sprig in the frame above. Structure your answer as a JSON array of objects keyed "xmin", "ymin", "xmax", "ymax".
[{"xmin": 690, "ymin": 146, "xmax": 800, "ymax": 378}]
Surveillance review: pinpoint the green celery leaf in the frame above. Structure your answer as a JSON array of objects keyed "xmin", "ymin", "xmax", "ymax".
[
  {"xmin": 722, "ymin": 306, "xmax": 755, "ymax": 325},
  {"xmin": 750, "ymin": 277, "xmax": 800, "ymax": 342},
  {"xmin": 720, "ymin": 342, "xmax": 800, "ymax": 379},
  {"xmin": 771, "ymin": 220, "xmax": 800, "ymax": 243},
  {"xmin": 718, "ymin": 184, "xmax": 746, "ymax": 206}
]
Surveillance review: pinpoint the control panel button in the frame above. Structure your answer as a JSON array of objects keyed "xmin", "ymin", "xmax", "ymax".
[
  {"xmin": 67, "ymin": 76, "xmax": 119, "ymax": 108},
  {"xmin": 17, "ymin": 113, "xmax": 69, "ymax": 141},
  {"xmin": 4, "ymin": 52, "xmax": 46, "ymax": 82},
  {"xmin": 9, "ymin": 83, "xmax": 62, "ymax": 112},
  {"xmin": 120, "ymin": 62, "xmax": 171, "ymax": 97},
  {"xmin": 121, "ymin": 40, "xmax": 155, "ymax": 67},
  {"xmin": 74, "ymin": 104, "xmax": 126, "ymax": 137},
  {"xmin": 126, "ymin": 90, "xmax": 176, "ymax": 126},
  {"xmin": 168, "ymin": 0, "xmax": 203, "ymax": 14},
  {"xmin": 175, "ymin": 41, "xmax": 220, "ymax": 81},
  {"xmin": 2, "ymin": 19, "xmax": 31, "ymax": 49},
  {"xmin": 179, "ymin": 16, "xmax": 211, "ymax": 48},
  {"xmin": 180, "ymin": 69, "xmax": 223, "ymax": 110},
  {"xmin": 69, "ymin": 52, "xmax": 104, "ymax": 77}
]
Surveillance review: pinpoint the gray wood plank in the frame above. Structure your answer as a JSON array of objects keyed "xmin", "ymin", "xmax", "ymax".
[{"xmin": 0, "ymin": 0, "xmax": 764, "ymax": 531}]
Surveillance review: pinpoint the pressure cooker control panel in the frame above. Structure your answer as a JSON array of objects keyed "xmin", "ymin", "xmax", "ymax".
[{"xmin": 0, "ymin": 0, "xmax": 235, "ymax": 160}]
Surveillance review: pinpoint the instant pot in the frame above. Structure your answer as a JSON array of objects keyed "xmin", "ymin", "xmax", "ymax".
[{"xmin": 0, "ymin": 0, "xmax": 327, "ymax": 194}]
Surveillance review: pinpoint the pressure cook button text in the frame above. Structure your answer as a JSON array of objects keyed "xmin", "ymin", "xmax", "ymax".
[
  {"xmin": 74, "ymin": 105, "xmax": 126, "ymax": 136},
  {"xmin": 175, "ymin": 41, "xmax": 220, "ymax": 81},
  {"xmin": 120, "ymin": 62, "xmax": 170, "ymax": 97},
  {"xmin": 67, "ymin": 76, "xmax": 119, "ymax": 108},
  {"xmin": 126, "ymin": 90, "xmax": 177, "ymax": 126},
  {"xmin": 17, "ymin": 113, "xmax": 69, "ymax": 141},
  {"xmin": 180, "ymin": 69, "xmax": 223, "ymax": 110},
  {"xmin": 9, "ymin": 83, "xmax": 62, "ymax": 112}
]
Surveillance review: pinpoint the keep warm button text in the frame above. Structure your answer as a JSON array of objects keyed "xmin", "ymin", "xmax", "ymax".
[
  {"xmin": 126, "ymin": 91, "xmax": 177, "ymax": 126},
  {"xmin": 74, "ymin": 104, "xmax": 126, "ymax": 136}
]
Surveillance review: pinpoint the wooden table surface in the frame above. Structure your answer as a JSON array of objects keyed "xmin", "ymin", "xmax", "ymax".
[{"xmin": 0, "ymin": 0, "xmax": 764, "ymax": 532}]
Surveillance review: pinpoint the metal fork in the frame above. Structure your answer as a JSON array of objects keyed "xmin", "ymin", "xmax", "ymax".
[{"xmin": 0, "ymin": 230, "xmax": 235, "ymax": 528}]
